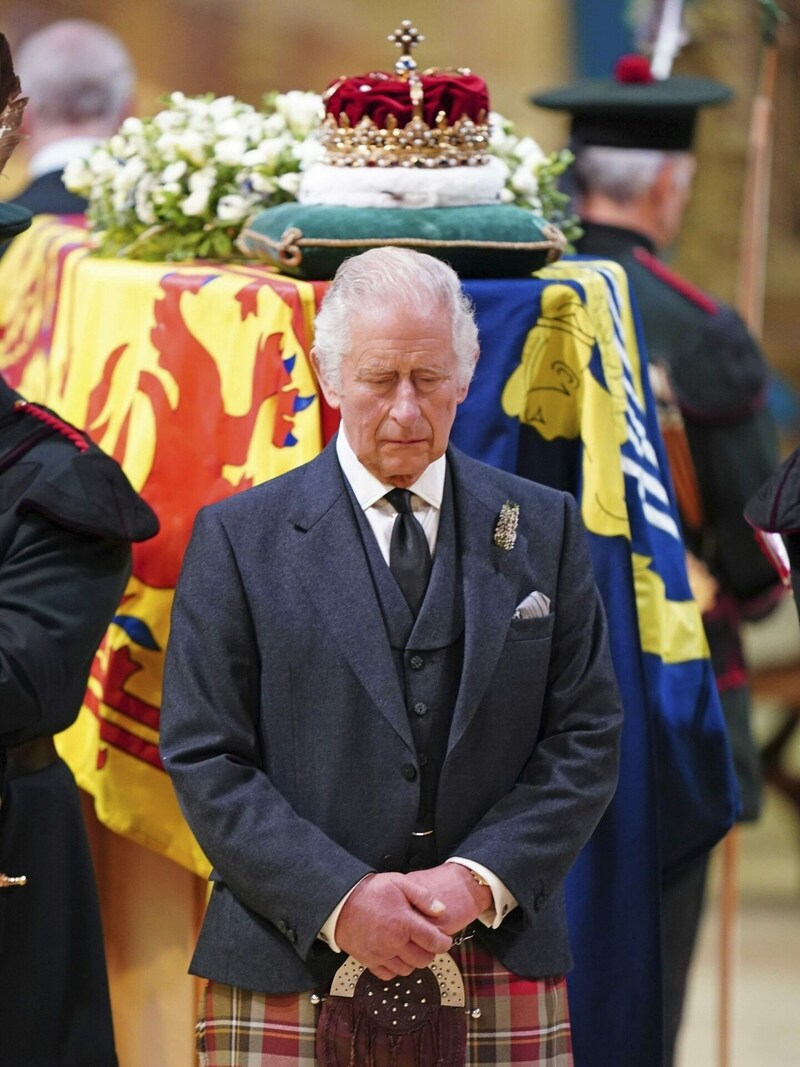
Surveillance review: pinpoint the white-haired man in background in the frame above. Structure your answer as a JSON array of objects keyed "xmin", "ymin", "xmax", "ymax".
[{"xmin": 1, "ymin": 19, "xmax": 134, "ymax": 221}]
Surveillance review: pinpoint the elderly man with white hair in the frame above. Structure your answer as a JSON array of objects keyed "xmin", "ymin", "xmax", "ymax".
[
  {"xmin": 1, "ymin": 19, "xmax": 134, "ymax": 221},
  {"xmin": 160, "ymin": 246, "xmax": 623, "ymax": 1067}
]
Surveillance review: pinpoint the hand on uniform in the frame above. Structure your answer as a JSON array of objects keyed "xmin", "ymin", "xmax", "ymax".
[
  {"xmin": 335, "ymin": 872, "xmax": 453, "ymax": 980},
  {"xmin": 403, "ymin": 863, "xmax": 493, "ymax": 935}
]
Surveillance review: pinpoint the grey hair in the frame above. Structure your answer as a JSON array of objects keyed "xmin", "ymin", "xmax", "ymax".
[
  {"xmin": 17, "ymin": 20, "xmax": 135, "ymax": 128},
  {"xmin": 313, "ymin": 248, "xmax": 479, "ymax": 390},
  {"xmin": 573, "ymin": 145, "xmax": 690, "ymax": 203}
]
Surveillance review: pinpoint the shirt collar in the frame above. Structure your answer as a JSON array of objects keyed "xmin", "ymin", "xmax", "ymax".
[
  {"xmin": 29, "ymin": 137, "xmax": 102, "ymax": 180},
  {"xmin": 336, "ymin": 425, "xmax": 446, "ymax": 511}
]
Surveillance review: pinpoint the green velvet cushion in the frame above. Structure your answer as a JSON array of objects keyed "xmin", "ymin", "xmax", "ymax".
[{"xmin": 237, "ymin": 203, "xmax": 565, "ymax": 279}]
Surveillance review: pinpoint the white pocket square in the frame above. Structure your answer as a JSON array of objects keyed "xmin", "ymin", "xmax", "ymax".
[{"xmin": 513, "ymin": 590, "xmax": 551, "ymax": 620}]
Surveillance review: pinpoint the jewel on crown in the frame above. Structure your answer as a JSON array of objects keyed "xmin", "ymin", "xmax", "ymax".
[{"xmin": 319, "ymin": 20, "xmax": 492, "ymax": 169}]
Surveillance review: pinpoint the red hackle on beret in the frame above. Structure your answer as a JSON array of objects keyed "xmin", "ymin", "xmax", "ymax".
[{"xmin": 614, "ymin": 54, "xmax": 655, "ymax": 85}]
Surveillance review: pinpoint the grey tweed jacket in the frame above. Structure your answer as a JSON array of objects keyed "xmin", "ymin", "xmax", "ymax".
[{"xmin": 160, "ymin": 440, "xmax": 623, "ymax": 993}]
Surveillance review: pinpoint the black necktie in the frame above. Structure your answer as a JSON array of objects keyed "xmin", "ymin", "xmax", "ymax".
[{"xmin": 385, "ymin": 488, "xmax": 432, "ymax": 616}]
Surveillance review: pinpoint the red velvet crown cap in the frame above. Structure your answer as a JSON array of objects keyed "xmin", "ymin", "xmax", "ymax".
[{"xmin": 323, "ymin": 70, "xmax": 489, "ymax": 128}]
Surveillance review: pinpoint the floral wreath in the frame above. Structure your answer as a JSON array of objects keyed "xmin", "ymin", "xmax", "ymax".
[{"xmin": 65, "ymin": 90, "xmax": 580, "ymax": 262}]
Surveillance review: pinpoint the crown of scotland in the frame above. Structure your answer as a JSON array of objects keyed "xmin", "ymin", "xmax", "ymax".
[{"xmin": 319, "ymin": 20, "xmax": 491, "ymax": 168}]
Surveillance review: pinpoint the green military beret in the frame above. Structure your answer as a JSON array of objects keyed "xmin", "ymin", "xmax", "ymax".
[{"xmin": 531, "ymin": 55, "xmax": 733, "ymax": 151}]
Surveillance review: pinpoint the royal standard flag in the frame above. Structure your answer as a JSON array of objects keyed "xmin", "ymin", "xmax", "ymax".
[
  {"xmin": 454, "ymin": 262, "xmax": 738, "ymax": 1067},
  {"xmin": 0, "ymin": 218, "xmax": 324, "ymax": 876}
]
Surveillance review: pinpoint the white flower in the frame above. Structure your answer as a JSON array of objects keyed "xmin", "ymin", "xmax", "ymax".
[
  {"xmin": 112, "ymin": 187, "xmax": 134, "ymax": 214},
  {"xmin": 216, "ymin": 116, "xmax": 248, "ymax": 139},
  {"xmin": 214, "ymin": 138, "xmax": 248, "ymax": 167},
  {"xmin": 274, "ymin": 90, "xmax": 324, "ymax": 138},
  {"xmin": 120, "ymin": 116, "xmax": 144, "ymax": 137},
  {"xmin": 216, "ymin": 194, "xmax": 252, "ymax": 222},
  {"xmin": 264, "ymin": 112, "xmax": 288, "ymax": 137},
  {"xmin": 249, "ymin": 173, "xmax": 278, "ymax": 195},
  {"xmin": 109, "ymin": 133, "xmax": 136, "ymax": 159},
  {"xmin": 135, "ymin": 178, "xmax": 157, "ymax": 225},
  {"xmin": 209, "ymin": 95, "xmax": 239, "ymax": 122},
  {"xmin": 162, "ymin": 160, "xmax": 188, "ymax": 183},
  {"xmin": 172, "ymin": 129, "xmax": 208, "ymax": 166},
  {"xmin": 188, "ymin": 167, "xmax": 216, "ymax": 193},
  {"xmin": 513, "ymin": 136, "xmax": 546, "ymax": 166},
  {"xmin": 291, "ymin": 135, "xmax": 325, "ymax": 169},
  {"xmin": 114, "ymin": 156, "xmax": 147, "ymax": 191},
  {"xmin": 246, "ymin": 136, "xmax": 290, "ymax": 168},
  {"xmin": 154, "ymin": 109, "xmax": 185, "ymax": 132},
  {"xmin": 241, "ymin": 147, "xmax": 265, "ymax": 168},
  {"xmin": 180, "ymin": 187, "xmax": 211, "ymax": 217},
  {"xmin": 488, "ymin": 112, "xmax": 517, "ymax": 155},
  {"xmin": 276, "ymin": 172, "xmax": 301, "ymax": 196},
  {"xmin": 510, "ymin": 163, "xmax": 540, "ymax": 199},
  {"xmin": 63, "ymin": 156, "xmax": 93, "ymax": 194},
  {"xmin": 88, "ymin": 148, "xmax": 118, "ymax": 179},
  {"xmin": 152, "ymin": 183, "xmax": 182, "ymax": 206}
]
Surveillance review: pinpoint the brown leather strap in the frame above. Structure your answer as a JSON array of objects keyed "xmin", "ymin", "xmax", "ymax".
[
  {"xmin": 649, "ymin": 361, "xmax": 705, "ymax": 533},
  {"xmin": 5, "ymin": 735, "xmax": 58, "ymax": 777},
  {"xmin": 661, "ymin": 422, "xmax": 705, "ymax": 533}
]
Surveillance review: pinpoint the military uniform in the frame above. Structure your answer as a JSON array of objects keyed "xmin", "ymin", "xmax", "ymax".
[{"xmin": 0, "ymin": 378, "xmax": 158, "ymax": 1065}]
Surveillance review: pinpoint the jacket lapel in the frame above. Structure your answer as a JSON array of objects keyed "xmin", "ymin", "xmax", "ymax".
[
  {"xmin": 287, "ymin": 442, "xmax": 413, "ymax": 751},
  {"xmin": 447, "ymin": 447, "xmax": 528, "ymax": 755}
]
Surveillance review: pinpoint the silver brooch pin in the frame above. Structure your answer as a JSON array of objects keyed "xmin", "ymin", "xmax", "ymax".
[{"xmin": 493, "ymin": 501, "xmax": 519, "ymax": 551}]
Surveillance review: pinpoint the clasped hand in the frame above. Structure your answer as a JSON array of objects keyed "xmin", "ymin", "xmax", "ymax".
[{"xmin": 335, "ymin": 864, "xmax": 493, "ymax": 981}]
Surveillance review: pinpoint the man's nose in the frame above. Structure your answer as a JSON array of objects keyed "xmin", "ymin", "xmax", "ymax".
[{"xmin": 391, "ymin": 380, "xmax": 421, "ymax": 424}]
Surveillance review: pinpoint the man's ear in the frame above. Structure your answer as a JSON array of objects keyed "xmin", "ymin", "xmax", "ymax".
[
  {"xmin": 650, "ymin": 158, "xmax": 675, "ymax": 210},
  {"xmin": 310, "ymin": 350, "xmax": 340, "ymax": 409}
]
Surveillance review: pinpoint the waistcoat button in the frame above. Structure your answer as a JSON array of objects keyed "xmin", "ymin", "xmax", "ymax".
[{"xmin": 401, "ymin": 763, "xmax": 417, "ymax": 781}]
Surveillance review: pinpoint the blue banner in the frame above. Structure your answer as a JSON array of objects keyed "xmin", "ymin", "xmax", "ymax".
[{"xmin": 455, "ymin": 262, "xmax": 738, "ymax": 1067}]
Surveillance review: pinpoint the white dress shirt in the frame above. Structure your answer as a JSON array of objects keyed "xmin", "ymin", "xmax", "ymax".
[{"xmin": 317, "ymin": 429, "xmax": 518, "ymax": 951}]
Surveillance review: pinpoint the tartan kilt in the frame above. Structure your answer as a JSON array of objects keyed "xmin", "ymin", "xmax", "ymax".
[{"xmin": 197, "ymin": 939, "xmax": 572, "ymax": 1067}]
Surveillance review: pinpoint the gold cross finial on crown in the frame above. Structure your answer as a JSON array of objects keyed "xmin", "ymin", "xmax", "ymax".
[{"xmin": 388, "ymin": 20, "xmax": 425, "ymax": 76}]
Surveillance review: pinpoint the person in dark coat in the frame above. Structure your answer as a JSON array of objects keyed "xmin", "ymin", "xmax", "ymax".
[
  {"xmin": 0, "ymin": 197, "xmax": 159, "ymax": 1062},
  {"xmin": 1, "ymin": 20, "xmax": 134, "ymax": 222},
  {"xmin": 160, "ymin": 248, "xmax": 623, "ymax": 1067},
  {"xmin": 746, "ymin": 447, "xmax": 800, "ymax": 622},
  {"xmin": 532, "ymin": 59, "xmax": 783, "ymax": 1067}
]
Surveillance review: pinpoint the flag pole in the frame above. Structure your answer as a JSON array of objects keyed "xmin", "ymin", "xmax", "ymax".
[
  {"xmin": 720, "ymin": 7, "xmax": 786, "ymax": 1067},
  {"xmin": 650, "ymin": 0, "xmax": 686, "ymax": 79},
  {"xmin": 736, "ymin": 1, "xmax": 785, "ymax": 336}
]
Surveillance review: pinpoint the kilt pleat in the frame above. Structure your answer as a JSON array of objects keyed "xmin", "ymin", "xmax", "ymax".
[{"xmin": 197, "ymin": 939, "xmax": 572, "ymax": 1066}]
